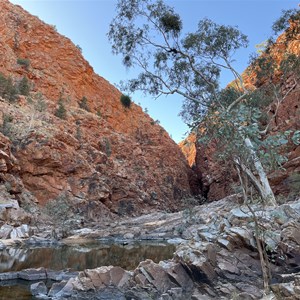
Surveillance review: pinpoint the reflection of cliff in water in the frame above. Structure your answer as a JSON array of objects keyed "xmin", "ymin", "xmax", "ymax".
[{"xmin": 0, "ymin": 242, "xmax": 176, "ymax": 272}]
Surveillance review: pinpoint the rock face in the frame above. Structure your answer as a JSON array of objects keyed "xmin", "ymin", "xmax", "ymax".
[
  {"xmin": 180, "ymin": 20, "xmax": 300, "ymax": 201},
  {"xmin": 0, "ymin": 0, "xmax": 195, "ymax": 219}
]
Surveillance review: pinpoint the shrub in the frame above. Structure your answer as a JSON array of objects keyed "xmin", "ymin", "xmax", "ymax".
[
  {"xmin": 120, "ymin": 94, "xmax": 131, "ymax": 108},
  {"xmin": 18, "ymin": 76, "xmax": 30, "ymax": 96},
  {"xmin": 3, "ymin": 77, "xmax": 17, "ymax": 102},
  {"xmin": 76, "ymin": 44, "xmax": 82, "ymax": 52},
  {"xmin": 35, "ymin": 93, "xmax": 47, "ymax": 112},
  {"xmin": 78, "ymin": 96, "xmax": 90, "ymax": 112},
  {"xmin": 1, "ymin": 114, "xmax": 14, "ymax": 138},
  {"xmin": 17, "ymin": 58, "xmax": 30, "ymax": 69},
  {"xmin": 104, "ymin": 138, "xmax": 111, "ymax": 157},
  {"xmin": 55, "ymin": 98, "xmax": 67, "ymax": 119},
  {"xmin": 0, "ymin": 73, "xmax": 24, "ymax": 102},
  {"xmin": 0, "ymin": 73, "xmax": 7, "ymax": 97}
]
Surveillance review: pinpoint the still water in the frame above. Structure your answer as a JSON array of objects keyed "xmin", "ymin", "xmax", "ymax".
[{"xmin": 0, "ymin": 241, "xmax": 175, "ymax": 300}]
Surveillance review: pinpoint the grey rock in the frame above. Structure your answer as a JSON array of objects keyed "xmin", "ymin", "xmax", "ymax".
[
  {"xmin": 123, "ymin": 233, "xmax": 134, "ymax": 239},
  {"xmin": 198, "ymin": 231, "xmax": 216, "ymax": 242},
  {"xmin": 26, "ymin": 236, "xmax": 59, "ymax": 246},
  {"xmin": 166, "ymin": 238, "xmax": 186, "ymax": 245},
  {"xmin": 0, "ymin": 199, "xmax": 19, "ymax": 209},
  {"xmin": 48, "ymin": 280, "xmax": 67, "ymax": 297},
  {"xmin": 30, "ymin": 281, "xmax": 47, "ymax": 296},
  {"xmin": 0, "ymin": 272, "xmax": 18, "ymax": 280},
  {"xmin": 19, "ymin": 268, "xmax": 47, "ymax": 281},
  {"xmin": 10, "ymin": 224, "xmax": 30, "ymax": 239},
  {"xmin": 228, "ymin": 208, "xmax": 251, "ymax": 225},
  {"xmin": 0, "ymin": 240, "xmax": 6, "ymax": 250},
  {"xmin": 159, "ymin": 261, "xmax": 194, "ymax": 292},
  {"xmin": 217, "ymin": 238, "xmax": 234, "ymax": 251},
  {"xmin": 271, "ymin": 282, "xmax": 296, "ymax": 297},
  {"xmin": 160, "ymin": 293, "xmax": 172, "ymax": 300},
  {"xmin": 47, "ymin": 269, "xmax": 79, "ymax": 281},
  {"xmin": 0, "ymin": 224, "xmax": 13, "ymax": 239},
  {"xmin": 168, "ymin": 287, "xmax": 183, "ymax": 299},
  {"xmin": 235, "ymin": 283, "xmax": 263, "ymax": 299},
  {"xmin": 228, "ymin": 226, "xmax": 253, "ymax": 247}
]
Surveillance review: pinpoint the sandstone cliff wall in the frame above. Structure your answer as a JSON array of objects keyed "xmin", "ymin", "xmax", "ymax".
[{"xmin": 0, "ymin": 0, "xmax": 195, "ymax": 220}]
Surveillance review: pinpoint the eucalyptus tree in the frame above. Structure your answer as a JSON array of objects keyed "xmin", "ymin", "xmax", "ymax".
[{"xmin": 108, "ymin": 0, "xmax": 299, "ymax": 206}]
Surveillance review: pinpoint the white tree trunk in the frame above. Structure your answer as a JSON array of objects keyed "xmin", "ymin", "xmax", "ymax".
[{"xmin": 244, "ymin": 137, "xmax": 277, "ymax": 206}]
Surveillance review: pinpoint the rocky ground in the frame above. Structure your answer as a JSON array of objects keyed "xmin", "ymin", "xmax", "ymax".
[{"xmin": 0, "ymin": 194, "xmax": 300, "ymax": 299}]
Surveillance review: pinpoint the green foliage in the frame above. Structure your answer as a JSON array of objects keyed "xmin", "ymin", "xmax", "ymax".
[
  {"xmin": 0, "ymin": 73, "xmax": 31, "ymax": 101},
  {"xmin": 0, "ymin": 73, "xmax": 7, "ymax": 97},
  {"xmin": 18, "ymin": 76, "xmax": 30, "ymax": 96},
  {"xmin": 75, "ymin": 124, "xmax": 82, "ymax": 141},
  {"xmin": 159, "ymin": 11, "xmax": 182, "ymax": 35},
  {"xmin": 0, "ymin": 75, "xmax": 17, "ymax": 102},
  {"xmin": 55, "ymin": 98, "xmax": 67, "ymax": 119},
  {"xmin": 34, "ymin": 93, "xmax": 47, "ymax": 112},
  {"xmin": 76, "ymin": 44, "xmax": 82, "ymax": 52},
  {"xmin": 17, "ymin": 58, "xmax": 30, "ymax": 69},
  {"xmin": 78, "ymin": 96, "xmax": 90, "ymax": 111},
  {"xmin": 104, "ymin": 137, "xmax": 112, "ymax": 157},
  {"xmin": 280, "ymin": 53, "xmax": 300, "ymax": 78},
  {"xmin": 109, "ymin": 0, "xmax": 248, "ymax": 107},
  {"xmin": 50, "ymin": 24, "xmax": 57, "ymax": 31},
  {"xmin": 272, "ymin": 9, "xmax": 299, "ymax": 35},
  {"xmin": 120, "ymin": 94, "xmax": 131, "ymax": 108},
  {"xmin": 0, "ymin": 114, "xmax": 14, "ymax": 138}
]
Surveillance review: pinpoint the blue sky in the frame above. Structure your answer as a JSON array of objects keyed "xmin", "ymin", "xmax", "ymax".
[{"xmin": 10, "ymin": 0, "xmax": 299, "ymax": 142}]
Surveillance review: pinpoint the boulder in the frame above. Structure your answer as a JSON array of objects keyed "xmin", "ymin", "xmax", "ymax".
[
  {"xmin": 30, "ymin": 281, "xmax": 48, "ymax": 296},
  {"xmin": 10, "ymin": 224, "xmax": 30, "ymax": 239},
  {"xmin": 175, "ymin": 244, "xmax": 216, "ymax": 283},
  {"xmin": 19, "ymin": 268, "xmax": 47, "ymax": 281},
  {"xmin": 134, "ymin": 259, "xmax": 177, "ymax": 293},
  {"xmin": 159, "ymin": 261, "xmax": 194, "ymax": 293},
  {"xmin": 48, "ymin": 281, "xmax": 68, "ymax": 297},
  {"xmin": 46, "ymin": 269, "xmax": 79, "ymax": 281},
  {"xmin": 0, "ymin": 272, "xmax": 18, "ymax": 280},
  {"xmin": 0, "ymin": 224, "xmax": 13, "ymax": 239}
]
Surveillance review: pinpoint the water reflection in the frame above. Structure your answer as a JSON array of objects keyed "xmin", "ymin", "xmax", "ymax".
[
  {"xmin": 0, "ymin": 284, "xmax": 32, "ymax": 300},
  {"xmin": 0, "ymin": 241, "xmax": 175, "ymax": 272}
]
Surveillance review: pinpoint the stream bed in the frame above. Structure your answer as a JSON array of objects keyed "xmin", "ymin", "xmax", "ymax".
[{"xmin": 0, "ymin": 240, "xmax": 176, "ymax": 299}]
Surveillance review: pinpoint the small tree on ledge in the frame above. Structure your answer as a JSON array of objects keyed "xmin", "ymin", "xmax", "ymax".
[
  {"xmin": 120, "ymin": 94, "xmax": 131, "ymax": 108},
  {"xmin": 55, "ymin": 98, "xmax": 67, "ymax": 120}
]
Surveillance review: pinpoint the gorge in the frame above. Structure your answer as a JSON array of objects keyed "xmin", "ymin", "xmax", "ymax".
[{"xmin": 0, "ymin": 0, "xmax": 299, "ymax": 299}]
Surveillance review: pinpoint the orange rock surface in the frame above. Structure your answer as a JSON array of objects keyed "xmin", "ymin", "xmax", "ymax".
[{"xmin": 0, "ymin": 0, "xmax": 195, "ymax": 219}]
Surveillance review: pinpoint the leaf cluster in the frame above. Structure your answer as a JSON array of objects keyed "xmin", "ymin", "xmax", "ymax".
[
  {"xmin": 272, "ymin": 9, "xmax": 299, "ymax": 35},
  {"xmin": 120, "ymin": 94, "xmax": 132, "ymax": 108},
  {"xmin": 109, "ymin": 0, "xmax": 247, "ymax": 107},
  {"xmin": 17, "ymin": 58, "xmax": 30, "ymax": 70},
  {"xmin": 78, "ymin": 96, "xmax": 90, "ymax": 112},
  {"xmin": 0, "ymin": 73, "xmax": 31, "ymax": 102},
  {"xmin": 55, "ymin": 98, "xmax": 67, "ymax": 120}
]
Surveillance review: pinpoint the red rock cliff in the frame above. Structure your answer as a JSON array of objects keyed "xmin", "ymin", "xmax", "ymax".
[{"xmin": 0, "ymin": 0, "xmax": 195, "ymax": 219}]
